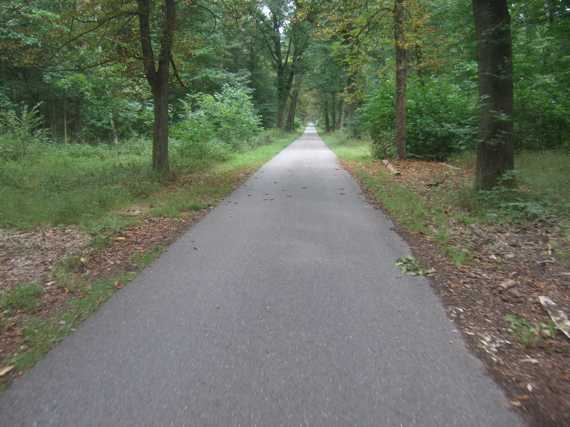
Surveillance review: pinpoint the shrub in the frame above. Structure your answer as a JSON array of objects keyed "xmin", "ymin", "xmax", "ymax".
[
  {"xmin": 172, "ymin": 83, "xmax": 262, "ymax": 158},
  {"xmin": 359, "ymin": 76, "xmax": 477, "ymax": 160},
  {"xmin": 0, "ymin": 103, "xmax": 48, "ymax": 161}
]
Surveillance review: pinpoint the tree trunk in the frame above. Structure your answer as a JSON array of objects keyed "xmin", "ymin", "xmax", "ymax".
[
  {"xmin": 137, "ymin": 0, "xmax": 176, "ymax": 174},
  {"xmin": 337, "ymin": 98, "xmax": 344, "ymax": 129},
  {"xmin": 286, "ymin": 84, "xmax": 300, "ymax": 132},
  {"xmin": 472, "ymin": 0, "xmax": 514, "ymax": 189},
  {"xmin": 151, "ymin": 70, "xmax": 169, "ymax": 172},
  {"xmin": 324, "ymin": 98, "xmax": 331, "ymax": 132},
  {"xmin": 394, "ymin": 0, "xmax": 407, "ymax": 160},
  {"xmin": 331, "ymin": 93, "xmax": 337, "ymax": 132},
  {"xmin": 63, "ymin": 100, "xmax": 68, "ymax": 144},
  {"xmin": 110, "ymin": 113, "xmax": 119, "ymax": 145},
  {"xmin": 276, "ymin": 69, "xmax": 289, "ymax": 130}
]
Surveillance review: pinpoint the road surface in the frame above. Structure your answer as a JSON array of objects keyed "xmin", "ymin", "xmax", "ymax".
[{"xmin": 0, "ymin": 126, "xmax": 522, "ymax": 426}]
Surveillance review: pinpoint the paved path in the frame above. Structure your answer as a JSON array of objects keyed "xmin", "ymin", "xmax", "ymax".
[{"xmin": 0, "ymin": 127, "xmax": 522, "ymax": 426}]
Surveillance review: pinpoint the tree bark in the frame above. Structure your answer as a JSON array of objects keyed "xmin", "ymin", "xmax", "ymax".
[
  {"xmin": 394, "ymin": 0, "xmax": 407, "ymax": 160},
  {"xmin": 285, "ymin": 79, "xmax": 301, "ymax": 132},
  {"xmin": 331, "ymin": 92, "xmax": 336, "ymax": 130},
  {"xmin": 324, "ymin": 98, "xmax": 331, "ymax": 132},
  {"xmin": 472, "ymin": 0, "xmax": 514, "ymax": 189},
  {"xmin": 63, "ymin": 99, "xmax": 68, "ymax": 144},
  {"xmin": 337, "ymin": 98, "xmax": 344, "ymax": 129},
  {"xmin": 110, "ymin": 113, "xmax": 119, "ymax": 145},
  {"xmin": 137, "ymin": 0, "xmax": 176, "ymax": 174},
  {"xmin": 276, "ymin": 67, "xmax": 289, "ymax": 129}
]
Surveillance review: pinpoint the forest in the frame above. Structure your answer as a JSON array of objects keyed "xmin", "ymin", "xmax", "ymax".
[
  {"xmin": 1, "ymin": 1, "xmax": 569, "ymax": 184},
  {"xmin": 0, "ymin": 1, "xmax": 569, "ymax": 425}
]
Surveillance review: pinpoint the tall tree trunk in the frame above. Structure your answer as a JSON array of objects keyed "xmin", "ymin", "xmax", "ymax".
[
  {"xmin": 63, "ymin": 99, "xmax": 68, "ymax": 144},
  {"xmin": 472, "ymin": 0, "xmax": 514, "ymax": 189},
  {"xmin": 337, "ymin": 98, "xmax": 344, "ymax": 129},
  {"xmin": 110, "ymin": 113, "xmax": 119, "ymax": 145},
  {"xmin": 331, "ymin": 93, "xmax": 337, "ymax": 132},
  {"xmin": 324, "ymin": 98, "xmax": 331, "ymax": 132},
  {"xmin": 276, "ymin": 69, "xmax": 288, "ymax": 130},
  {"xmin": 394, "ymin": 0, "xmax": 408, "ymax": 160},
  {"xmin": 137, "ymin": 0, "xmax": 176, "ymax": 174},
  {"xmin": 286, "ymin": 83, "xmax": 300, "ymax": 132},
  {"xmin": 151, "ymin": 70, "xmax": 170, "ymax": 172}
]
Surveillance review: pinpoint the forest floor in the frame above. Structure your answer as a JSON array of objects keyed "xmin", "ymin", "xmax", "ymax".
[
  {"xmin": 0, "ymin": 132, "xmax": 299, "ymax": 388},
  {"xmin": 323, "ymin": 132, "xmax": 570, "ymax": 427}
]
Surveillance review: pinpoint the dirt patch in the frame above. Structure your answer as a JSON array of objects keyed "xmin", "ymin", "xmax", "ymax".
[
  {"xmin": 0, "ymin": 228, "xmax": 90, "ymax": 291},
  {"xmin": 343, "ymin": 158, "xmax": 570, "ymax": 427}
]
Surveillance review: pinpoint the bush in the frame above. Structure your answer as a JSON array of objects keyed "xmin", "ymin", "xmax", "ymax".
[
  {"xmin": 172, "ymin": 83, "xmax": 262, "ymax": 159},
  {"xmin": 514, "ymin": 78, "xmax": 570, "ymax": 151},
  {"xmin": 0, "ymin": 103, "xmax": 48, "ymax": 161},
  {"xmin": 359, "ymin": 76, "xmax": 477, "ymax": 160}
]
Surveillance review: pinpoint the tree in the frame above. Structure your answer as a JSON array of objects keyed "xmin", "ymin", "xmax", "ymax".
[
  {"xmin": 472, "ymin": 0, "xmax": 514, "ymax": 189},
  {"xmin": 258, "ymin": 0, "xmax": 311, "ymax": 130},
  {"xmin": 393, "ymin": 0, "xmax": 407, "ymax": 159},
  {"xmin": 136, "ymin": 0, "xmax": 177, "ymax": 174}
]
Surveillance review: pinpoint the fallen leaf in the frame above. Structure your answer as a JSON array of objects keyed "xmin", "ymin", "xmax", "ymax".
[
  {"xmin": 0, "ymin": 365, "xmax": 14, "ymax": 377},
  {"xmin": 499, "ymin": 279, "xmax": 517, "ymax": 291}
]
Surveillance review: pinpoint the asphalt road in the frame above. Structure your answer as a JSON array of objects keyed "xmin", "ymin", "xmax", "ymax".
[{"xmin": 0, "ymin": 127, "xmax": 522, "ymax": 426}]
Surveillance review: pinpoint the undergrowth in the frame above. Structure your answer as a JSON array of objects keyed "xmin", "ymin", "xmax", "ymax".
[{"xmin": 0, "ymin": 130, "xmax": 296, "ymax": 230}]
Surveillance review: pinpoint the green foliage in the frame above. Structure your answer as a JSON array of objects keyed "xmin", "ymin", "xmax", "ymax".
[
  {"xmin": 505, "ymin": 314, "xmax": 557, "ymax": 347},
  {"xmin": 173, "ymin": 84, "xmax": 262, "ymax": 160},
  {"xmin": 395, "ymin": 256, "xmax": 434, "ymax": 276},
  {"xmin": 0, "ymin": 283, "xmax": 43, "ymax": 312},
  {"xmin": 130, "ymin": 246, "xmax": 165, "ymax": 270},
  {"xmin": 0, "ymin": 103, "xmax": 47, "ymax": 161},
  {"xmin": 453, "ymin": 150, "xmax": 570, "ymax": 223},
  {"xmin": 0, "ymin": 128, "xmax": 297, "ymax": 230},
  {"xmin": 0, "ymin": 140, "xmax": 156, "ymax": 228},
  {"xmin": 360, "ymin": 76, "xmax": 477, "ymax": 160},
  {"xmin": 457, "ymin": 187, "xmax": 550, "ymax": 223},
  {"xmin": 511, "ymin": 3, "xmax": 570, "ymax": 151}
]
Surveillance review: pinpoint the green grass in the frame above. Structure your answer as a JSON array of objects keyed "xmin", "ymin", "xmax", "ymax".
[
  {"xmin": 0, "ymin": 283, "xmax": 43, "ymax": 313},
  {"xmin": 0, "ymin": 130, "xmax": 298, "ymax": 230},
  {"xmin": 130, "ymin": 246, "xmax": 165, "ymax": 270},
  {"xmin": 517, "ymin": 151, "xmax": 570, "ymax": 211},
  {"xmin": 504, "ymin": 313, "xmax": 557, "ymax": 347},
  {"xmin": 451, "ymin": 149, "xmax": 570, "ymax": 221}
]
